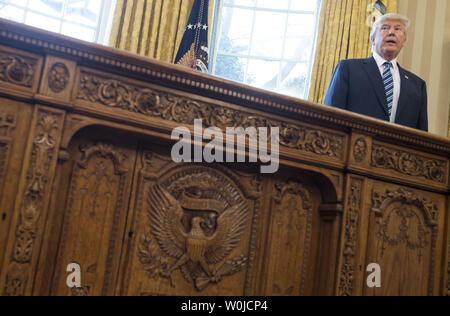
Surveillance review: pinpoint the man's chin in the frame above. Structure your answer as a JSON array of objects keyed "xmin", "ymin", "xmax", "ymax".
[{"xmin": 381, "ymin": 48, "xmax": 400, "ymax": 59}]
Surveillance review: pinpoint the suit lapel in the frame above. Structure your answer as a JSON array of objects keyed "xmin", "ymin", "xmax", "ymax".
[
  {"xmin": 362, "ymin": 57, "xmax": 390, "ymax": 116},
  {"xmin": 395, "ymin": 64, "xmax": 409, "ymax": 122}
]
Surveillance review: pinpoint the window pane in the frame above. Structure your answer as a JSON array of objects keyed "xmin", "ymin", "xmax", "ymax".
[
  {"xmin": 0, "ymin": 0, "xmax": 27, "ymax": 7},
  {"xmin": 61, "ymin": 22, "xmax": 95, "ymax": 42},
  {"xmin": 223, "ymin": 0, "xmax": 256, "ymax": 8},
  {"xmin": 286, "ymin": 13, "xmax": 315, "ymax": 38},
  {"xmin": 65, "ymin": 0, "xmax": 102, "ymax": 27},
  {"xmin": 0, "ymin": 4, "xmax": 25, "ymax": 22},
  {"xmin": 215, "ymin": 54, "xmax": 247, "ymax": 83},
  {"xmin": 0, "ymin": 0, "xmax": 115, "ymax": 44},
  {"xmin": 283, "ymin": 35, "xmax": 313, "ymax": 62},
  {"xmin": 290, "ymin": 0, "xmax": 318, "ymax": 12},
  {"xmin": 283, "ymin": 14, "xmax": 315, "ymax": 61},
  {"xmin": 213, "ymin": 0, "xmax": 320, "ymax": 99},
  {"xmin": 256, "ymin": 0, "xmax": 289, "ymax": 10},
  {"xmin": 28, "ymin": 0, "xmax": 64, "ymax": 18},
  {"xmin": 246, "ymin": 59, "xmax": 280, "ymax": 88},
  {"xmin": 218, "ymin": 6, "xmax": 253, "ymax": 55},
  {"xmin": 279, "ymin": 62, "xmax": 308, "ymax": 98},
  {"xmin": 250, "ymin": 10, "xmax": 286, "ymax": 59},
  {"xmin": 25, "ymin": 12, "xmax": 60, "ymax": 33}
]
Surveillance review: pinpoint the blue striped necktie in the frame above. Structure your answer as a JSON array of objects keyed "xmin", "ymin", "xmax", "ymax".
[{"xmin": 383, "ymin": 61, "xmax": 394, "ymax": 118}]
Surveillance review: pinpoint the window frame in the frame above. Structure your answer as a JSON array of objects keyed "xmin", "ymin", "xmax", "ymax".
[
  {"xmin": 0, "ymin": 0, "xmax": 116, "ymax": 44},
  {"xmin": 210, "ymin": 0, "xmax": 322, "ymax": 99}
]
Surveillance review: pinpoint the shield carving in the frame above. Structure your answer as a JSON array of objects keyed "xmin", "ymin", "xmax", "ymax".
[{"xmin": 139, "ymin": 171, "xmax": 249, "ymax": 291}]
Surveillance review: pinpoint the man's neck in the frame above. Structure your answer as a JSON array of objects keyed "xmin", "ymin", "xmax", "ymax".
[{"xmin": 373, "ymin": 51, "xmax": 398, "ymax": 64}]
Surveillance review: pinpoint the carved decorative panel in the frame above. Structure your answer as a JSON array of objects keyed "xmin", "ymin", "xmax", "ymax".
[
  {"xmin": 48, "ymin": 63, "xmax": 70, "ymax": 93},
  {"xmin": 339, "ymin": 177, "xmax": 363, "ymax": 296},
  {"xmin": 77, "ymin": 71, "xmax": 345, "ymax": 160},
  {"xmin": 0, "ymin": 112, "xmax": 16, "ymax": 195},
  {"xmin": 0, "ymin": 45, "xmax": 42, "ymax": 93},
  {"xmin": 3, "ymin": 109, "xmax": 63, "ymax": 296},
  {"xmin": 366, "ymin": 187, "xmax": 439, "ymax": 296},
  {"xmin": 71, "ymin": 286, "xmax": 90, "ymax": 296},
  {"xmin": 39, "ymin": 56, "xmax": 76, "ymax": 102},
  {"xmin": 0, "ymin": 140, "xmax": 9, "ymax": 192},
  {"xmin": 52, "ymin": 140, "xmax": 137, "ymax": 296},
  {"xmin": 447, "ymin": 236, "xmax": 450, "ymax": 296},
  {"xmin": 262, "ymin": 179, "xmax": 315, "ymax": 296},
  {"xmin": 371, "ymin": 144, "xmax": 447, "ymax": 184},
  {"xmin": 353, "ymin": 138, "xmax": 367, "ymax": 163},
  {"xmin": 0, "ymin": 21, "xmax": 449, "ymax": 297},
  {"xmin": 2, "ymin": 19, "xmax": 450, "ymax": 156},
  {"xmin": 121, "ymin": 155, "xmax": 260, "ymax": 296},
  {"xmin": 0, "ymin": 112, "xmax": 16, "ymax": 137},
  {"xmin": 0, "ymin": 54, "xmax": 36, "ymax": 88}
]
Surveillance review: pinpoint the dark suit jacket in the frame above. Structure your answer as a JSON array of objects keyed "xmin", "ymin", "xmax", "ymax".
[{"xmin": 324, "ymin": 57, "xmax": 428, "ymax": 131}]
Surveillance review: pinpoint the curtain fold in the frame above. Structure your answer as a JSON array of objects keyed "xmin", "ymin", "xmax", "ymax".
[
  {"xmin": 308, "ymin": 0, "xmax": 397, "ymax": 104},
  {"xmin": 109, "ymin": 0, "xmax": 215, "ymax": 63}
]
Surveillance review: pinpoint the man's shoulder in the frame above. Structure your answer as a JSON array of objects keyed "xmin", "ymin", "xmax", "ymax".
[
  {"xmin": 337, "ymin": 57, "xmax": 373, "ymax": 68},
  {"xmin": 341, "ymin": 57, "xmax": 372, "ymax": 62},
  {"xmin": 398, "ymin": 66, "xmax": 426, "ymax": 84}
]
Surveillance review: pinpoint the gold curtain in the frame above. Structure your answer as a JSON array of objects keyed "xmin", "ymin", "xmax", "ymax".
[
  {"xmin": 308, "ymin": 0, "xmax": 397, "ymax": 104},
  {"xmin": 109, "ymin": 0, "xmax": 215, "ymax": 63}
]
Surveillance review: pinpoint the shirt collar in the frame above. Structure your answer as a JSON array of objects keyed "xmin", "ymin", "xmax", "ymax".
[{"xmin": 373, "ymin": 51, "xmax": 398, "ymax": 69}]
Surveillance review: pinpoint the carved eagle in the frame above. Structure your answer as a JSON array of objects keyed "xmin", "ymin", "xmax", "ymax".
[{"xmin": 147, "ymin": 183, "xmax": 248, "ymax": 281}]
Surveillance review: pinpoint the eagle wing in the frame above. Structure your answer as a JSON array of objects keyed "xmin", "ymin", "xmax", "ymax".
[
  {"xmin": 176, "ymin": 43, "xmax": 196, "ymax": 69},
  {"xmin": 205, "ymin": 201, "xmax": 249, "ymax": 265},
  {"xmin": 147, "ymin": 183, "xmax": 186, "ymax": 258}
]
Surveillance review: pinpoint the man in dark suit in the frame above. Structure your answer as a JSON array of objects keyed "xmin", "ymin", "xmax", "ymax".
[{"xmin": 324, "ymin": 14, "xmax": 428, "ymax": 131}]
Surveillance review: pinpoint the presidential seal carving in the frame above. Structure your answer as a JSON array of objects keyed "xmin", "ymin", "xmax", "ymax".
[{"xmin": 139, "ymin": 172, "xmax": 249, "ymax": 291}]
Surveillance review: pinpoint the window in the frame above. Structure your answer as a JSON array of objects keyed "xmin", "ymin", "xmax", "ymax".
[
  {"xmin": 211, "ymin": 0, "xmax": 321, "ymax": 99},
  {"xmin": 0, "ymin": 0, "xmax": 116, "ymax": 44}
]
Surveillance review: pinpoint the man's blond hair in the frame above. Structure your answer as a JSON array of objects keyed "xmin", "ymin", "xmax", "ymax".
[{"xmin": 370, "ymin": 13, "xmax": 411, "ymax": 40}]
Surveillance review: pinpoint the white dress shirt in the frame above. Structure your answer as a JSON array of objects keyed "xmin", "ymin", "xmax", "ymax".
[{"xmin": 372, "ymin": 51, "xmax": 401, "ymax": 123}]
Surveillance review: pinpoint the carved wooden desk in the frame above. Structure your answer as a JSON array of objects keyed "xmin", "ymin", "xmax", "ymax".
[{"xmin": 0, "ymin": 19, "xmax": 449, "ymax": 296}]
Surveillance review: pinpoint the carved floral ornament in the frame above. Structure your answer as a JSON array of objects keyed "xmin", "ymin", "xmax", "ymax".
[
  {"xmin": 77, "ymin": 72, "xmax": 345, "ymax": 159},
  {"xmin": 78, "ymin": 142, "xmax": 128, "ymax": 174},
  {"xmin": 0, "ymin": 113, "xmax": 16, "ymax": 193},
  {"xmin": 448, "ymin": 246, "xmax": 450, "ymax": 296},
  {"xmin": 0, "ymin": 146, "xmax": 9, "ymax": 188},
  {"xmin": 371, "ymin": 187, "xmax": 439, "ymax": 296},
  {"xmin": 274, "ymin": 179, "xmax": 312, "ymax": 210},
  {"xmin": 48, "ymin": 63, "xmax": 69, "ymax": 93},
  {"xmin": 372, "ymin": 187, "xmax": 438, "ymax": 225},
  {"xmin": 339, "ymin": 178, "xmax": 363, "ymax": 297},
  {"xmin": 273, "ymin": 178, "xmax": 314, "ymax": 296},
  {"xmin": 139, "ymin": 168, "xmax": 252, "ymax": 292},
  {"xmin": 0, "ymin": 112, "xmax": 16, "ymax": 137},
  {"xmin": 372, "ymin": 188, "xmax": 438, "ymax": 262},
  {"xmin": 1, "ymin": 27, "xmax": 449, "ymax": 154},
  {"xmin": 4, "ymin": 111, "xmax": 62, "ymax": 296},
  {"xmin": 0, "ymin": 55, "xmax": 35, "ymax": 87},
  {"xmin": 371, "ymin": 144, "xmax": 446, "ymax": 183}
]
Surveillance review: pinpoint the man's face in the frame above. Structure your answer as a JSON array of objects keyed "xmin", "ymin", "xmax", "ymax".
[{"xmin": 371, "ymin": 19, "xmax": 407, "ymax": 60}]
